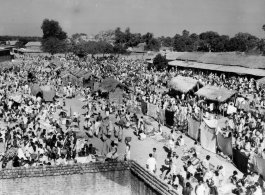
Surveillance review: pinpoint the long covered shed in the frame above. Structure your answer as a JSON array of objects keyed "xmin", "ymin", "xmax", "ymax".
[{"xmin": 168, "ymin": 61, "xmax": 265, "ymax": 77}]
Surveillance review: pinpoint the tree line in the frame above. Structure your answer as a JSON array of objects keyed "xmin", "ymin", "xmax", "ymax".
[
  {"xmin": 167, "ymin": 30, "xmax": 265, "ymax": 53},
  {"xmin": 2, "ymin": 19, "xmax": 265, "ymax": 55}
]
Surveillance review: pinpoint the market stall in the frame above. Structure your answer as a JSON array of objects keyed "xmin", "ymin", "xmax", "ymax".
[
  {"xmin": 168, "ymin": 76, "xmax": 200, "ymax": 94},
  {"xmin": 195, "ymin": 85, "xmax": 237, "ymax": 102}
]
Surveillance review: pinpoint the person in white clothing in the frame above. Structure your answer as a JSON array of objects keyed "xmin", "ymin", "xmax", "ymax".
[
  {"xmin": 176, "ymin": 135, "xmax": 184, "ymax": 146},
  {"xmin": 195, "ymin": 180, "xmax": 206, "ymax": 195},
  {"xmin": 254, "ymin": 182, "xmax": 262, "ymax": 195},
  {"xmin": 125, "ymin": 140, "xmax": 131, "ymax": 161},
  {"xmin": 146, "ymin": 153, "xmax": 157, "ymax": 174}
]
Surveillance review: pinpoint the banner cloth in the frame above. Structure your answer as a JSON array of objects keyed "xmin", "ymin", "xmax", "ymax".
[
  {"xmin": 200, "ymin": 119, "xmax": 216, "ymax": 153},
  {"xmin": 187, "ymin": 117, "xmax": 200, "ymax": 140},
  {"xmin": 217, "ymin": 133, "xmax": 233, "ymax": 156},
  {"xmin": 147, "ymin": 103, "xmax": 158, "ymax": 119}
]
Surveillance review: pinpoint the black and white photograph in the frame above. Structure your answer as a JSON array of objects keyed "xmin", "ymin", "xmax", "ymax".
[{"xmin": 0, "ymin": 0, "xmax": 265, "ymax": 194}]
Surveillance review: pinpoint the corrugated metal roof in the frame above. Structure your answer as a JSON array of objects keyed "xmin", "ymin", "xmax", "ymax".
[
  {"xmin": 168, "ymin": 60, "xmax": 190, "ymax": 67},
  {"xmin": 166, "ymin": 52, "xmax": 187, "ymax": 60},
  {"xmin": 168, "ymin": 60, "xmax": 265, "ymax": 77}
]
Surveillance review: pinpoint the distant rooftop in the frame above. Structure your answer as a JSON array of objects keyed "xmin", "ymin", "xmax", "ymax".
[
  {"xmin": 172, "ymin": 52, "xmax": 265, "ymax": 69},
  {"xmin": 6, "ymin": 40, "xmax": 18, "ymax": 46},
  {"xmin": 25, "ymin": 42, "xmax": 41, "ymax": 47},
  {"xmin": 0, "ymin": 45, "xmax": 15, "ymax": 49}
]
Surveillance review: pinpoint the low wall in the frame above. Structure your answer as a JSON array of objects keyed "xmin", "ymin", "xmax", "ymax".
[
  {"xmin": 0, "ymin": 161, "xmax": 131, "ymax": 195},
  {"xmin": 130, "ymin": 161, "xmax": 178, "ymax": 195},
  {"xmin": 0, "ymin": 160, "xmax": 178, "ymax": 195}
]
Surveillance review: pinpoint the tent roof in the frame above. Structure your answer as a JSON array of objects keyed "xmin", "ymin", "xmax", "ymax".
[
  {"xmin": 195, "ymin": 85, "xmax": 237, "ymax": 102},
  {"xmin": 30, "ymin": 84, "xmax": 42, "ymax": 96},
  {"xmin": 71, "ymin": 70, "xmax": 88, "ymax": 78},
  {"xmin": 99, "ymin": 78, "xmax": 125, "ymax": 92},
  {"xmin": 61, "ymin": 72, "xmax": 75, "ymax": 78},
  {"xmin": 40, "ymin": 85, "xmax": 54, "ymax": 91},
  {"xmin": 168, "ymin": 76, "xmax": 199, "ymax": 93},
  {"xmin": 40, "ymin": 85, "xmax": 55, "ymax": 102},
  {"xmin": 53, "ymin": 66, "xmax": 61, "ymax": 72},
  {"xmin": 51, "ymin": 60, "xmax": 64, "ymax": 67},
  {"xmin": 82, "ymin": 73, "xmax": 95, "ymax": 80}
]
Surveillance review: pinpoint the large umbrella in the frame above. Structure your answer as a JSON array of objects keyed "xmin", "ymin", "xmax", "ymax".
[
  {"xmin": 75, "ymin": 131, "xmax": 89, "ymax": 139},
  {"xmin": 30, "ymin": 84, "xmax": 42, "ymax": 96},
  {"xmin": 40, "ymin": 85, "xmax": 56, "ymax": 102}
]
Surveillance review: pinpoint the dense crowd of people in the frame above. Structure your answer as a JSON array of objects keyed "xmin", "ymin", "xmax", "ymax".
[{"xmin": 0, "ymin": 53, "xmax": 264, "ymax": 194}]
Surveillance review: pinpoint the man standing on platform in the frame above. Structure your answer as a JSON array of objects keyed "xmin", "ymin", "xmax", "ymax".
[{"xmin": 146, "ymin": 153, "xmax": 157, "ymax": 174}]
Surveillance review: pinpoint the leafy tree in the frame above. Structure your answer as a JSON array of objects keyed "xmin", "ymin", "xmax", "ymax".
[
  {"xmin": 141, "ymin": 32, "xmax": 154, "ymax": 44},
  {"xmin": 85, "ymin": 41, "xmax": 101, "ymax": 54},
  {"xmin": 157, "ymin": 36, "xmax": 164, "ymax": 45},
  {"xmin": 95, "ymin": 30, "xmax": 115, "ymax": 42},
  {"xmin": 260, "ymin": 25, "xmax": 265, "ymax": 55},
  {"xmin": 113, "ymin": 44, "xmax": 127, "ymax": 54},
  {"xmin": 98, "ymin": 41, "xmax": 113, "ymax": 55},
  {"xmin": 41, "ymin": 37, "xmax": 68, "ymax": 54},
  {"xmin": 114, "ymin": 27, "xmax": 126, "ymax": 45},
  {"xmin": 0, "ymin": 36, "xmax": 36, "ymax": 42},
  {"xmin": 41, "ymin": 19, "xmax": 67, "ymax": 40},
  {"xmin": 162, "ymin": 37, "xmax": 173, "ymax": 47},
  {"xmin": 190, "ymin": 33, "xmax": 199, "ymax": 42},
  {"xmin": 182, "ymin": 30, "xmax": 190, "ymax": 37},
  {"xmin": 41, "ymin": 19, "xmax": 68, "ymax": 54},
  {"xmin": 259, "ymin": 39, "xmax": 265, "ymax": 55},
  {"xmin": 145, "ymin": 38, "xmax": 160, "ymax": 51},
  {"xmin": 153, "ymin": 53, "xmax": 167, "ymax": 71},
  {"xmin": 124, "ymin": 27, "xmax": 132, "ymax": 43},
  {"xmin": 173, "ymin": 36, "xmax": 193, "ymax": 52},
  {"xmin": 199, "ymin": 31, "xmax": 220, "ymax": 51},
  {"xmin": 197, "ymin": 40, "xmax": 210, "ymax": 52},
  {"xmin": 173, "ymin": 34, "xmax": 181, "ymax": 40},
  {"xmin": 126, "ymin": 33, "xmax": 141, "ymax": 47},
  {"xmin": 226, "ymin": 37, "xmax": 239, "ymax": 52},
  {"xmin": 72, "ymin": 42, "xmax": 87, "ymax": 57},
  {"xmin": 72, "ymin": 33, "xmax": 87, "ymax": 40},
  {"xmin": 188, "ymin": 33, "xmax": 199, "ymax": 51}
]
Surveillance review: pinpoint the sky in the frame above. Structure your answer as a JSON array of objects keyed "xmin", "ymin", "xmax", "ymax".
[{"xmin": 0, "ymin": 0, "xmax": 265, "ymax": 38}]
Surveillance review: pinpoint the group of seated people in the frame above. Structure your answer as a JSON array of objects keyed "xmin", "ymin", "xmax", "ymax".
[
  {"xmin": 159, "ymin": 141, "xmax": 265, "ymax": 195},
  {"xmin": 230, "ymin": 171, "xmax": 263, "ymax": 195},
  {"xmin": 158, "ymin": 143, "xmax": 228, "ymax": 194}
]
